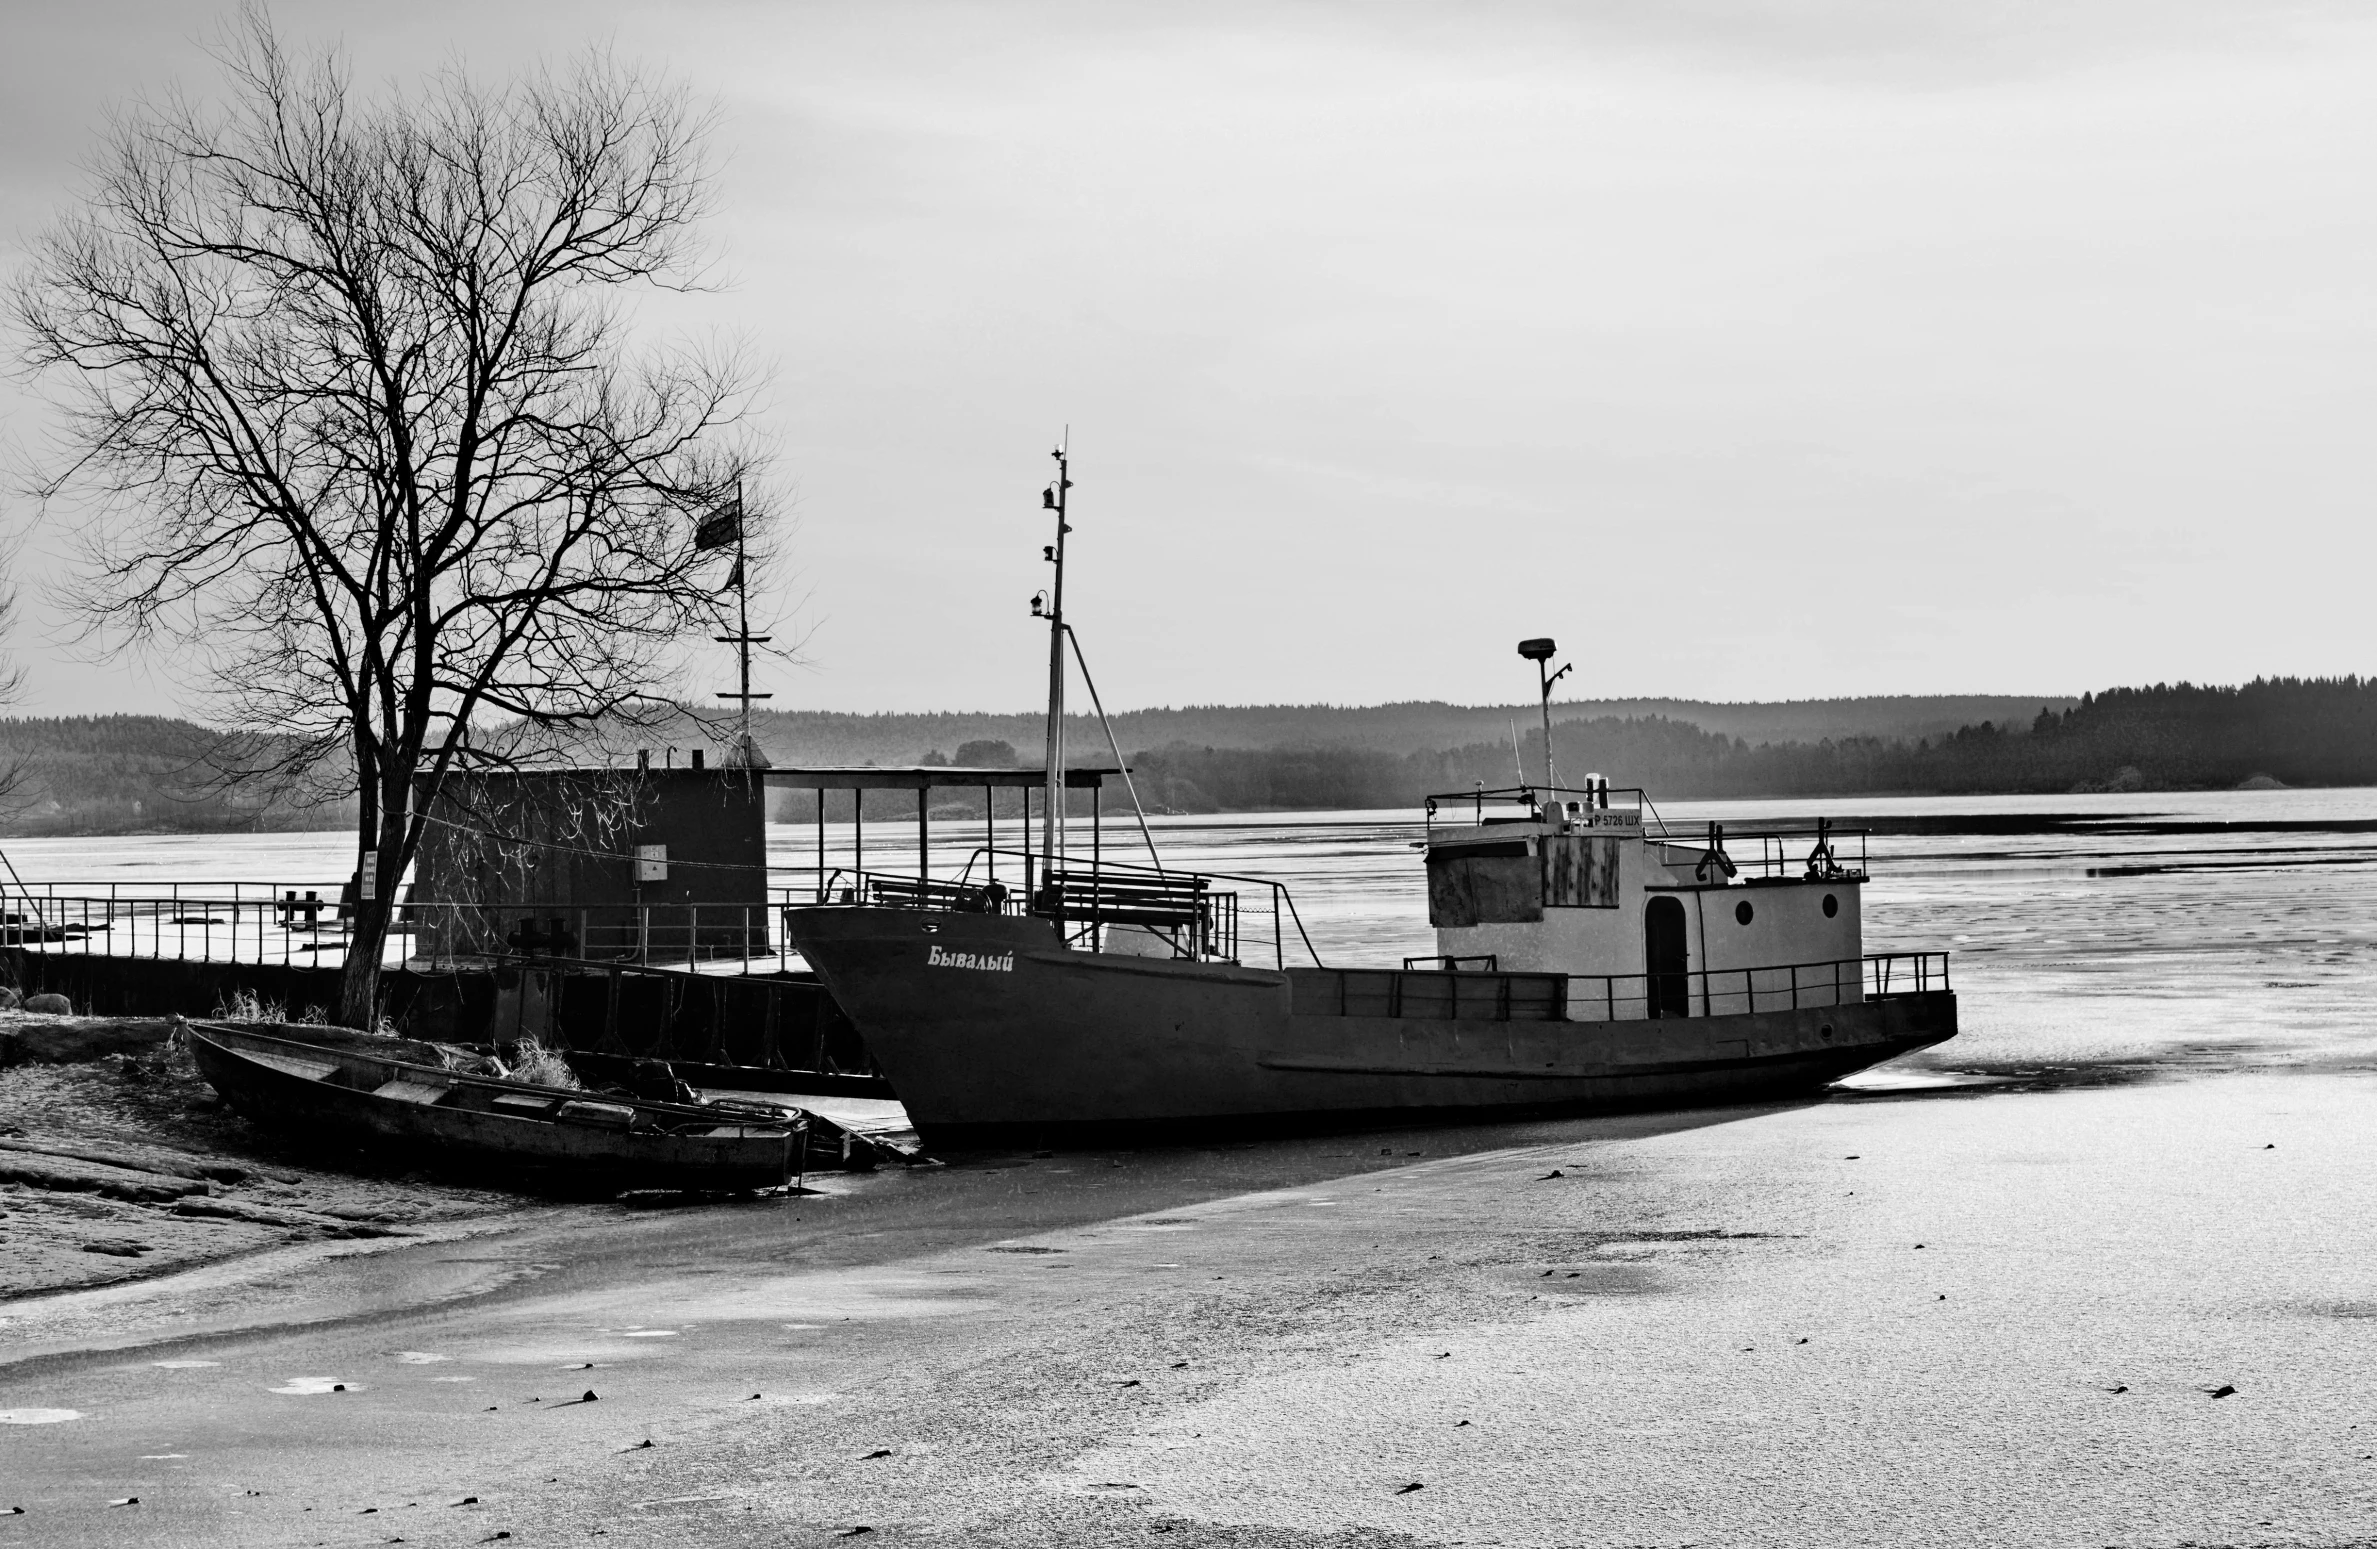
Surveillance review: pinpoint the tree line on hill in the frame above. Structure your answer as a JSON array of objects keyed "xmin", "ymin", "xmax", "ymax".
[
  {"xmin": 1116, "ymin": 678, "xmax": 2377, "ymax": 812},
  {"xmin": 0, "ymin": 716, "xmax": 354, "ymax": 835},
  {"xmin": 730, "ymin": 693, "xmax": 2076, "ymax": 768},
  {"xmin": 0, "ymin": 677, "xmax": 2370, "ymax": 833}
]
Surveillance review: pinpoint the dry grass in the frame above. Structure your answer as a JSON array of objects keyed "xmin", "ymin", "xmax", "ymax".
[
  {"xmin": 499, "ymin": 1035, "xmax": 581, "ymax": 1090},
  {"xmin": 212, "ymin": 988, "xmax": 285, "ymax": 1023}
]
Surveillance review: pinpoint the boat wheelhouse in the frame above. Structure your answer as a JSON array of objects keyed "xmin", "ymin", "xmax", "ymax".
[{"xmin": 1419, "ymin": 783, "xmax": 1879, "ymax": 1020}]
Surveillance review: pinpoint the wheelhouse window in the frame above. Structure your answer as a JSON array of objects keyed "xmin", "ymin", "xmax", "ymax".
[{"xmin": 1426, "ymin": 840, "xmax": 1542, "ymax": 927}]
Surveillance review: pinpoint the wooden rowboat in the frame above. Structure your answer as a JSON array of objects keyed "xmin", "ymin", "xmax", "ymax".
[{"xmin": 185, "ymin": 1020, "xmax": 804, "ymax": 1193}]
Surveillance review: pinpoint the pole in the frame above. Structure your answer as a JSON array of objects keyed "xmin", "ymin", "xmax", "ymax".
[
  {"xmin": 712, "ymin": 479, "xmax": 773, "ymax": 751},
  {"xmin": 1041, "ymin": 439, "xmax": 1071, "ymax": 891},
  {"xmin": 1538, "ymin": 657, "xmax": 1557, "ymax": 793},
  {"xmin": 735, "ymin": 498, "xmax": 752, "ymax": 748}
]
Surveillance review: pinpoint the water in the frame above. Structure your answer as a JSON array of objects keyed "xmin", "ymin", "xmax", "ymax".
[{"xmin": 6, "ymin": 788, "xmax": 2373, "ymax": 1074}]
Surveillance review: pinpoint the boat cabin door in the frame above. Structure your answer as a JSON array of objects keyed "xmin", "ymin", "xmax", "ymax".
[{"xmin": 1644, "ymin": 896, "xmax": 1690, "ymax": 1018}]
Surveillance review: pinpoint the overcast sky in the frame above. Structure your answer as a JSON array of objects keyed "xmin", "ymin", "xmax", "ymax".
[{"xmin": 4, "ymin": 1, "xmax": 2375, "ymax": 718}]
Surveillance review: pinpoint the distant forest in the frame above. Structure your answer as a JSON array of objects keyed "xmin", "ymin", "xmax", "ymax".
[
  {"xmin": 730, "ymin": 693, "xmax": 2078, "ymax": 766},
  {"xmin": 0, "ymin": 715, "xmax": 348, "ymax": 836},
  {"xmin": 0, "ymin": 678, "xmax": 2368, "ymax": 833},
  {"xmin": 1118, "ymin": 679, "xmax": 2377, "ymax": 812}
]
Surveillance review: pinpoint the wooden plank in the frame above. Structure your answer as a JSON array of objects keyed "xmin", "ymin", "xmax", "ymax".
[
  {"xmin": 372, "ymin": 1077, "xmax": 453, "ymax": 1106},
  {"xmin": 556, "ymin": 1099, "xmax": 636, "ymax": 1128}
]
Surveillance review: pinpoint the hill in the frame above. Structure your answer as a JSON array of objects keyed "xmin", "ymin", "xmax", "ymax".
[
  {"xmin": 0, "ymin": 681, "xmax": 2362, "ymax": 834},
  {"xmin": 730, "ymin": 694, "xmax": 2075, "ymax": 769},
  {"xmin": 1124, "ymin": 679, "xmax": 2377, "ymax": 811},
  {"xmin": 0, "ymin": 715, "xmax": 352, "ymax": 836}
]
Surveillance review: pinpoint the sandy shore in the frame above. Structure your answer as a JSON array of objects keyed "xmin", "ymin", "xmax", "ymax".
[
  {"xmin": 5, "ymin": 1065, "xmax": 2375, "ymax": 1547},
  {"xmin": 0, "ymin": 1018, "xmax": 526, "ymax": 1304}
]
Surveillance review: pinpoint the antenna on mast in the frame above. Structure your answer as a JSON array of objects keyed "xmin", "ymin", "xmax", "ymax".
[
  {"xmin": 1037, "ymin": 434, "xmax": 1073, "ymax": 893},
  {"xmin": 1517, "ymin": 637, "xmax": 1570, "ymax": 796}
]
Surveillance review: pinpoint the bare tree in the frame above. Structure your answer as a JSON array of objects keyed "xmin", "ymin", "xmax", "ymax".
[{"xmin": 11, "ymin": 10, "xmax": 766, "ymax": 1026}]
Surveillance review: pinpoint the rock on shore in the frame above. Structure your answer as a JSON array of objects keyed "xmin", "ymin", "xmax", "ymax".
[{"xmin": 0, "ymin": 1010, "xmax": 179, "ymax": 1067}]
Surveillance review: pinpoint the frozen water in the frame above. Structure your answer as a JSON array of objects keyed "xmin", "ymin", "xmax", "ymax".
[{"xmin": 6, "ymin": 787, "xmax": 2370, "ymax": 1072}]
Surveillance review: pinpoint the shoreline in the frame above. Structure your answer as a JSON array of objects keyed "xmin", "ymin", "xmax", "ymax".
[{"xmin": 4, "ymin": 1066, "xmax": 2372, "ymax": 1545}]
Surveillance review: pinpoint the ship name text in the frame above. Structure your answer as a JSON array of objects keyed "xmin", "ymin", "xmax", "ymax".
[{"xmin": 927, "ymin": 945, "xmax": 1015, "ymax": 973}]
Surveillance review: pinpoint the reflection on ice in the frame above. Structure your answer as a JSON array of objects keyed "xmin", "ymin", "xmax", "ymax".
[{"xmin": 1830, "ymin": 1068, "xmax": 2004, "ymax": 1093}]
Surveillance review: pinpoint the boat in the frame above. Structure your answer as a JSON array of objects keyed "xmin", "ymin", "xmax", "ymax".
[
  {"xmin": 782, "ymin": 453, "xmax": 1955, "ymax": 1146},
  {"xmin": 184, "ymin": 1020, "xmax": 808, "ymax": 1192},
  {"xmin": 786, "ymin": 787, "xmax": 1954, "ymax": 1146}
]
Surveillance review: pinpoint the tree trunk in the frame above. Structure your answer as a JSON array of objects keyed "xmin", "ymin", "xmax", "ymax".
[
  {"xmin": 338, "ymin": 893, "xmax": 387, "ymax": 1030},
  {"xmin": 336, "ymin": 782, "xmax": 409, "ymax": 1030}
]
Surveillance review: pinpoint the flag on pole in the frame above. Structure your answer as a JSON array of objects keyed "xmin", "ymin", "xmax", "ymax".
[
  {"xmin": 722, "ymin": 557, "xmax": 744, "ymax": 591},
  {"xmin": 694, "ymin": 497, "xmax": 742, "ymax": 553}
]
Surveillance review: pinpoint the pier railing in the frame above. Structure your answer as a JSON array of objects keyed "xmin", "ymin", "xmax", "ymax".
[
  {"xmin": 1, "ymin": 890, "xmax": 387, "ymax": 969},
  {"xmin": 0, "ymin": 887, "xmax": 812, "ymax": 975}
]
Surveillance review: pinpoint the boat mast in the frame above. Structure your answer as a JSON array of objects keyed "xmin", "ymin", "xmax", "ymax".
[
  {"xmin": 1039, "ymin": 439, "xmax": 1073, "ymax": 887},
  {"xmin": 1517, "ymin": 637, "xmax": 1570, "ymax": 797}
]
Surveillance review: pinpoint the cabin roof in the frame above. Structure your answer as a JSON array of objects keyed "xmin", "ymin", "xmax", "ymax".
[
  {"xmin": 760, "ymin": 765, "xmax": 1121, "ymax": 791},
  {"xmin": 420, "ymin": 764, "xmax": 1122, "ymax": 792}
]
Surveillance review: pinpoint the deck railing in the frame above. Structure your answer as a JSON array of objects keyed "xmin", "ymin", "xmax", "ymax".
[
  {"xmin": 805, "ymin": 848, "xmax": 1322, "ymax": 970},
  {"xmin": 1302, "ymin": 951, "xmax": 1947, "ymax": 1024},
  {"xmin": 1569, "ymin": 949, "xmax": 1945, "ymax": 1021},
  {"xmin": 1420, "ymin": 788, "xmax": 1873, "ymax": 884}
]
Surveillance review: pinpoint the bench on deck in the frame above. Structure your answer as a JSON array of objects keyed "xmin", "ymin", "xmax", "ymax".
[
  {"xmin": 867, "ymin": 876, "xmax": 1006, "ymax": 913},
  {"xmin": 1033, "ymin": 870, "xmax": 1211, "ymax": 929}
]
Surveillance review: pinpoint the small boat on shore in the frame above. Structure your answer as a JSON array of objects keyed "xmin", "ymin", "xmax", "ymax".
[{"xmin": 185, "ymin": 1020, "xmax": 810, "ymax": 1193}]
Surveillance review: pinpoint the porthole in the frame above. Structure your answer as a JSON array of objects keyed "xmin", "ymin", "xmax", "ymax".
[
  {"xmin": 1822, "ymin": 893, "xmax": 1839, "ymax": 918},
  {"xmin": 1819, "ymin": 1023, "xmax": 1834, "ymax": 1041},
  {"xmin": 1734, "ymin": 900, "xmax": 1754, "ymax": 925}
]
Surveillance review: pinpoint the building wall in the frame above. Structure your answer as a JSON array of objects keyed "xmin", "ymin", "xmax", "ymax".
[{"xmin": 411, "ymin": 769, "xmax": 769, "ymax": 960}]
